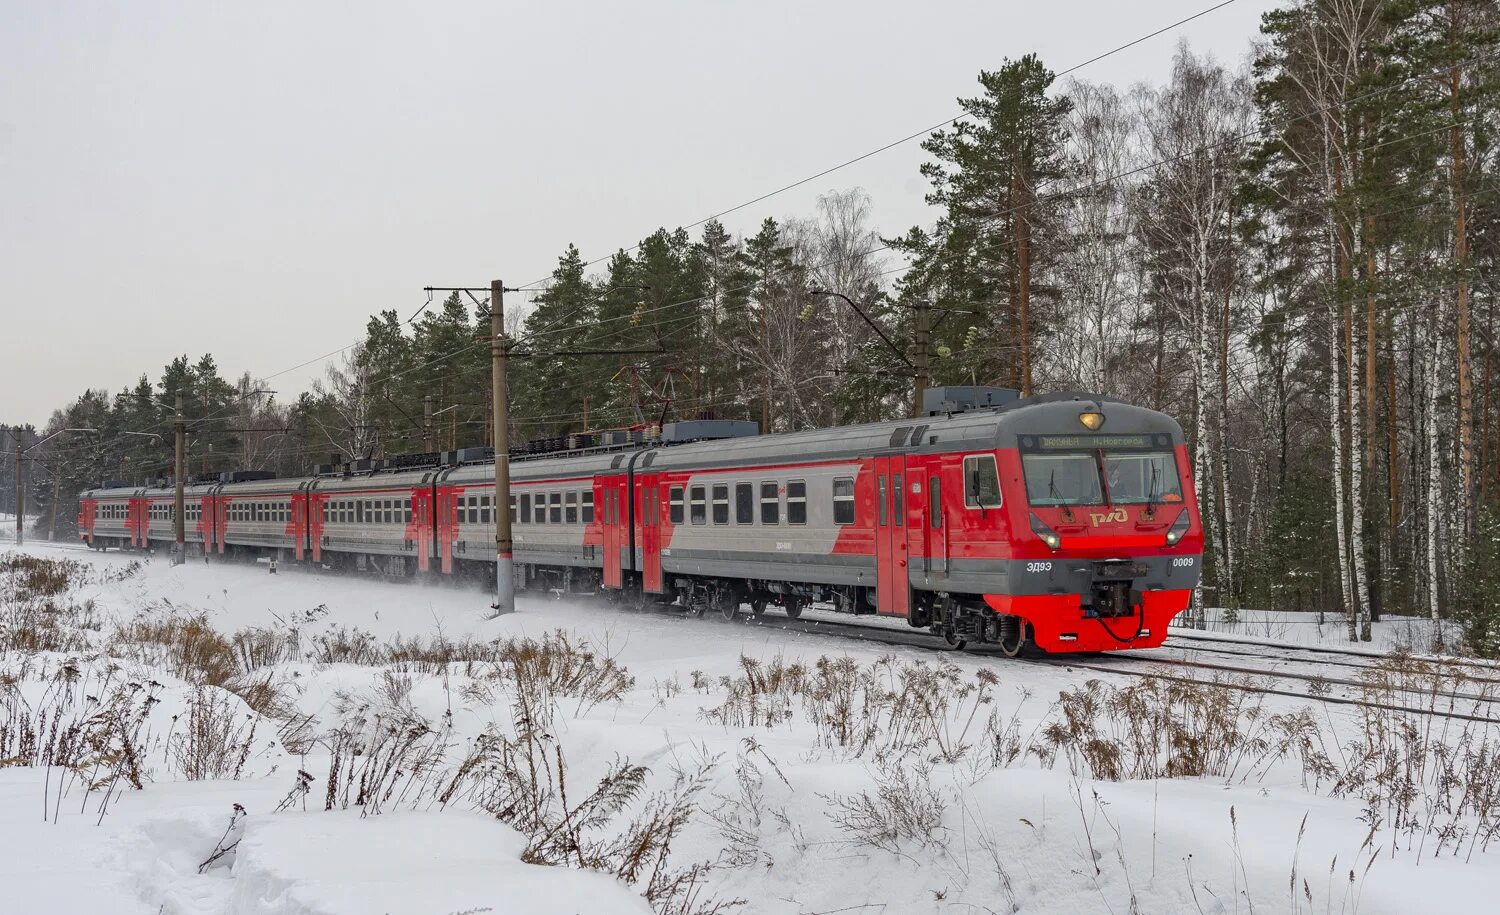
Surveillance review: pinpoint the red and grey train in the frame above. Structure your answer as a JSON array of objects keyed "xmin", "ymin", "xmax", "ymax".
[{"xmin": 77, "ymin": 388, "xmax": 1203, "ymax": 654}]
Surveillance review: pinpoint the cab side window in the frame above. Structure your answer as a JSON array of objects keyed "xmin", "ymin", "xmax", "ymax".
[{"xmin": 963, "ymin": 454, "xmax": 1002, "ymax": 508}]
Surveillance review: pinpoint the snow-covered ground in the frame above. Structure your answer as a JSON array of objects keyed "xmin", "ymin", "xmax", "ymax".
[
  {"xmin": 1178, "ymin": 606, "xmax": 1462, "ymax": 652},
  {"xmin": 2, "ymin": 542, "xmax": 1497, "ymax": 914}
]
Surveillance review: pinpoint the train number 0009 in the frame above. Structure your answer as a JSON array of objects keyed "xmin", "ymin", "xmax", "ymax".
[{"xmin": 1172, "ymin": 557, "xmax": 1196, "ymax": 568}]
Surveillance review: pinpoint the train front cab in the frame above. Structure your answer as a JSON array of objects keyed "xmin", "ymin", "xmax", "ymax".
[{"xmin": 978, "ymin": 405, "xmax": 1204, "ymax": 653}]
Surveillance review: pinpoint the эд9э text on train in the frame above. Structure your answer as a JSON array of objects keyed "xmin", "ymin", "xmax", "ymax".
[{"xmin": 77, "ymin": 387, "xmax": 1204, "ymax": 654}]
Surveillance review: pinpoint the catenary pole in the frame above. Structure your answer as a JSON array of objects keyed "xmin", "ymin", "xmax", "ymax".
[
  {"xmin": 173, "ymin": 393, "xmax": 186, "ymax": 565},
  {"xmin": 911, "ymin": 299, "xmax": 931, "ymax": 418},
  {"xmin": 491, "ymin": 279, "xmax": 515, "ymax": 614},
  {"xmin": 423, "ymin": 395, "xmax": 433, "ymax": 453},
  {"xmin": 13, "ymin": 427, "xmax": 22, "ymax": 547}
]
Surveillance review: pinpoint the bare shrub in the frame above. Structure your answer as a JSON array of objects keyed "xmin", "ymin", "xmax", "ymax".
[
  {"xmin": 1041, "ymin": 676, "xmax": 1273, "ymax": 781},
  {"xmin": 0, "ymin": 657, "xmax": 159, "ymax": 822},
  {"xmin": 705, "ymin": 653, "xmax": 1003, "ymax": 763},
  {"xmin": 169, "ymin": 686, "xmax": 263, "ymax": 780},
  {"xmin": 822, "ymin": 760, "xmax": 948, "ymax": 854},
  {"xmin": 306, "ymin": 626, "xmax": 381, "ymax": 665},
  {"xmin": 231, "ymin": 625, "xmax": 301, "ymax": 670}
]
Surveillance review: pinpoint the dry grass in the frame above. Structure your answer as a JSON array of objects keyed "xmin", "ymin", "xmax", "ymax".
[
  {"xmin": 0, "ymin": 554, "xmax": 116, "ymax": 654},
  {"xmin": 704, "ymin": 652, "xmax": 1007, "ymax": 764},
  {"xmin": 1039, "ymin": 675, "xmax": 1274, "ymax": 781},
  {"xmin": 110, "ymin": 614, "xmax": 238, "ymax": 687}
]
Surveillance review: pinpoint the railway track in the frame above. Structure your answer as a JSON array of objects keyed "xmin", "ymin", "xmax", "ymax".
[
  {"xmin": 17, "ymin": 542, "xmax": 1500, "ymax": 724},
  {"xmin": 1167, "ymin": 628, "xmax": 1500, "ymax": 673},
  {"xmin": 694, "ymin": 607, "xmax": 1500, "ymax": 726}
]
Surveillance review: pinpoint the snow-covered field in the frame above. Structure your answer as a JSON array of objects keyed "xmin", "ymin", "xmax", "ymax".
[
  {"xmin": 1178, "ymin": 606, "xmax": 1462, "ymax": 653},
  {"xmin": 2, "ymin": 542, "xmax": 1497, "ymax": 915}
]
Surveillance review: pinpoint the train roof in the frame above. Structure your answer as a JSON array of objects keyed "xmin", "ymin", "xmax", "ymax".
[
  {"xmin": 642, "ymin": 393, "xmax": 1184, "ymax": 473},
  {"xmin": 80, "ymin": 487, "xmax": 143, "ymax": 500},
  {"xmin": 141, "ymin": 483, "xmax": 220, "ymax": 498},
  {"xmin": 78, "ymin": 395, "xmax": 1186, "ymax": 498},
  {"xmin": 439, "ymin": 449, "xmax": 627, "ymax": 485}
]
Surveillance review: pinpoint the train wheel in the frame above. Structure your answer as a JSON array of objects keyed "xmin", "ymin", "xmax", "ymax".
[
  {"xmin": 749, "ymin": 598, "xmax": 767, "ymax": 618},
  {"xmin": 783, "ymin": 597, "xmax": 804, "ymax": 619},
  {"xmin": 716, "ymin": 590, "xmax": 740, "ymax": 622},
  {"xmin": 998, "ymin": 621, "xmax": 1027, "ymax": 658},
  {"xmin": 942, "ymin": 628, "xmax": 967, "ymax": 650}
]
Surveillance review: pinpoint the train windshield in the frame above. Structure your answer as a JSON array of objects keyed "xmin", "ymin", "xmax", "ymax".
[
  {"xmin": 1022, "ymin": 453, "xmax": 1105, "ymax": 506},
  {"xmin": 1022, "ymin": 450, "xmax": 1183, "ymax": 507},
  {"xmin": 1102, "ymin": 452, "xmax": 1183, "ymax": 505}
]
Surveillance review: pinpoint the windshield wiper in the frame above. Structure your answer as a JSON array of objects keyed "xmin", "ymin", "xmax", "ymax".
[
  {"xmin": 1048, "ymin": 469, "xmax": 1075, "ymax": 522},
  {"xmin": 1145, "ymin": 465, "xmax": 1161, "ymax": 517}
]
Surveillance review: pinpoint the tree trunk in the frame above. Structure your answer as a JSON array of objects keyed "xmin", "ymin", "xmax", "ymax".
[
  {"xmin": 1425, "ymin": 309, "xmax": 1444, "ymax": 647},
  {"xmin": 1453, "ymin": 63, "xmax": 1474, "ymax": 533},
  {"xmin": 1364, "ymin": 220, "xmax": 1381, "ymax": 624},
  {"xmin": 1217, "ymin": 226, "xmax": 1236, "ymax": 608},
  {"xmin": 1013, "ymin": 165, "xmax": 1034, "ymax": 397}
]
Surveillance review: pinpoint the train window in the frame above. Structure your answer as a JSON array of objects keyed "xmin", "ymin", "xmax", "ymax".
[
  {"xmin": 877, "ymin": 477, "xmax": 887, "ymax": 525},
  {"xmin": 1022, "ymin": 453, "xmax": 1104, "ymax": 506},
  {"xmin": 689, "ymin": 486, "xmax": 706, "ymax": 525},
  {"xmin": 760, "ymin": 482, "xmax": 779, "ymax": 525},
  {"xmin": 735, "ymin": 483, "xmax": 753, "ymax": 524},
  {"xmin": 405, "ymin": 499, "xmax": 413, "ymax": 524},
  {"xmin": 963, "ymin": 455, "xmax": 1002, "ymax": 508},
  {"xmin": 1101, "ymin": 451, "xmax": 1183, "ymax": 505},
  {"xmin": 929, "ymin": 477, "xmax": 942, "ymax": 528},
  {"xmin": 894, "ymin": 474, "xmax": 904, "ymax": 526},
  {"xmin": 565, "ymin": 492, "xmax": 578, "ymax": 524},
  {"xmin": 581, "ymin": 491, "xmax": 594, "ymax": 524},
  {"xmin": 480, "ymin": 495, "xmax": 492, "ymax": 524},
  {"xmin": 468, "ymin": 498, "xmax": 479, "ymax": 524},
  {"xmin": 832, "ymin": 478, "xmax": 855, "ymax": 525},
  {"xmin": 549, "ymin": 492, "xmax": 562, "ymax": 524},
  {"xmin": 535, "ymin": 493, "xmax": 546, "ymax": 524},
  {"xmin": 669, "ymin": 487, "xmax": 684, "ymax": 524},
  {"xmin": 787, "ymin": 481, "xmax": 807, "ymax": 525},
  {"xmin": 356, "ymin": 501, "xmax": 364, "ymax": 524},
  {"xmin": 509, "ymin": 496, "xmax": 517, "ymax": 524},
  {"xmin": 520, "ymin": 493, "xmax": 532, "ymax": 523},
  {"xmin": 711, "ymin": 485, "xmax": 729, "ymax": 524}
]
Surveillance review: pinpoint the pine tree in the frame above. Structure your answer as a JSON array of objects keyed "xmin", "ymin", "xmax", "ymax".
[{"xmin": 917, "ymin": 54, "xmax": 1072, "ymax": 395}]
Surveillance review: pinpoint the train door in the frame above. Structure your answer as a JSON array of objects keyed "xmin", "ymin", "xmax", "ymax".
[
  {"xmin": 601, "ymin": 477, "xmax": 623, "ymax": 589},
  {"xmin": 873, "ymin": 455, "xmax": 911, "ymax": 616},
  {"xmin": 640, "ymin": 477, "xmax": 664, "ymax": 594},
  {"xmin": 128, "ymin": 495, "xmax": 143, "ymax": 548},
  {"xmin": 410, "ymin": 481, "xmax": 432, "ymax": 573},
  {"xmin": 910, "ymin": 460, "xmax": 946, "ymax": 578},
  {"xmin": 436, "ymin": 486, "xmax": 458, "ymax": 574},
  {"xmin": 291, "ymin": 486, "xmax": 307, "ymax": 562}
]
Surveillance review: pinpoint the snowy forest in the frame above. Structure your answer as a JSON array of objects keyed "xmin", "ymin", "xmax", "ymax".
[{"xmin": 10, "ymin": 0, "xmax": 1500, "ymax": 652}]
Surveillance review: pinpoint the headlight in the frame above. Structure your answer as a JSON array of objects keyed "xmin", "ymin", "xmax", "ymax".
[
  {"xmin": 1165, "ymin": 510, "xmax": 1190, "ymax": 545},
  {"xmin": 1079, "ymin": 410, "xmax": 1105, "ymax": 430},
  {"xmin": 1030, "ymin": 513, "xmax": 1061, "ymax": 550}
]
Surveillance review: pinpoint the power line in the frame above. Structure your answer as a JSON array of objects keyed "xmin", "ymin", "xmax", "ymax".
[
  {"xmin": 146, "ymin": 0, "xmax": 1240, "ymax": 410},
  {"xmin": 513, "ymin": 0, "xmax": 1243, "ymax": 287}
]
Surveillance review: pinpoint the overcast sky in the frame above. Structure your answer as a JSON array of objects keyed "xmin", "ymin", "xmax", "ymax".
[{"xmin": 1, "ymin": 0, "xmax": 1280, "ymax": 426}]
